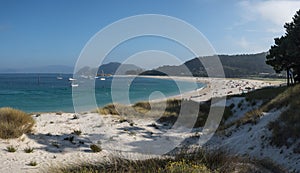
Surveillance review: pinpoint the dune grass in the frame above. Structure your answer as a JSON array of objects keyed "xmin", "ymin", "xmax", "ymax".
[
  {"xmin": 220, "ymin": 84, "xmax": 300, "ymax": 148},
  {"xmin": 97, "ymin": 99, "xmax": 232, "ymax": 128},
  {"xmin": 48, "ymin": 148, "xmax": 285, "ymax": 173},
  {"xmin": 266, "ymin": 84, "xmax": 300, "ymax": 147},
  {"xmin": 0, "ymin": 107, "xmax": 35, "ymax": 139}
]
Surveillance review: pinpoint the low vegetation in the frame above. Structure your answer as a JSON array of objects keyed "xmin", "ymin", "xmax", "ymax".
[
  {"xmin": 90, "ymin": 144, "xmax": 102, "ymax": 153},
  {"xmin": 240, "ymin": 86, "xmax": 287, "ymax": 107},
  {"xmin": 267, "ymin": 84, "xmax": 300, "ymax": 147},
  {"xmin": 72, "ymin": 130, "xmax": 82, "ymax": 136},
  {"xmin": 6, "ymin": 145, "xmax": 17, "ymax": 152},
  {"xmin": 0, "ymin": 107, "xmax": 35, "ymax": 139},
  {"xmin": 48, "ymin": 148, "xmax": 285, "ymax": 173},
  {"xmin": 24, "ymin": 147, "xmax": 34, "ymax": 153},
  {"xmin": 28, "ymin": 161, "xmax": 37, "ymax": 166},
  {"xmin": 98, "ymin": 99, "xmax": 232, "ymax": 128},
  {"xmin": 221, "ymin": 84, "xmax": 300, "ymax": 148}
]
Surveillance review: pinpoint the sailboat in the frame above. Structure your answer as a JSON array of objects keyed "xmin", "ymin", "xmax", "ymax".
[
  {"xmin": 57, "ymin": 75, "xmax": 63, "ymax": 80},
  {"xmin": 68, "ymin": 77, "xmax": 76, "ymax": 81}
]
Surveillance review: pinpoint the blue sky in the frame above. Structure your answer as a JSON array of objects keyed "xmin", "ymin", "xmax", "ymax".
[{"xmin": 0, "ymin": 0, "xmax": 300, "ymax": 69}]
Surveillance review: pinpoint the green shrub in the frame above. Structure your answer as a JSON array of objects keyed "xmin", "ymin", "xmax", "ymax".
[
  {"xmin": 90, "ymin": 144, "xmax": 102, "ymax": 153},
  {"xmin": 24, "ymin": 147, "xmax": 34, "ymax": 153},
  {"xmin": 7, "ymin": 145, "xmax": 17, "ymax": 152},
  {"xmin": 29, "ymin": 161, "xmax": 37, "ymax": 166},
  {"xmin": 165, "ymin": 159, "xmax": 210, "ymax": 173},
  {"xmin": 73, "ymin": 130, "xmax": 82, "ymax": 136}
]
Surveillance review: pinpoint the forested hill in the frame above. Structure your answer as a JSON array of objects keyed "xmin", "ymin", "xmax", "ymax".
[{"xmin": 141, "ymin": 52, "xmax": 276, "ymax": 78}]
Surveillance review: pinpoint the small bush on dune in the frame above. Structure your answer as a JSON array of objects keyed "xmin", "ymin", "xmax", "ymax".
[
  {"xmin": 6, "ymin": 145, "xmax": 17, "ymax": 152},
  {"xmin": 90, "ymin": 144, "xmax": 102, "ymax": 153},
  {"xmin": 72, "ymin": 130, "xmax": 82, "ymax": 136},
  {"xmin": 24, "ymin": 147, "xmax": 34, "ymax": 153},
  {"xmin": 28, "ymin": 161, "xmax": 37, "ymax": 166},
  {"xmin": 0, "ymin": 107, "xmax": 35, "ymax": 139}
]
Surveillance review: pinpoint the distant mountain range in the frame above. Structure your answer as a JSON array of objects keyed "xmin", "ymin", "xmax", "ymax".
[
  {"xmin": 76, "ymin": 62, "xmax": 143, "ymax": 76},
  {"xmin": 0, "ymin": 53, "xmax": 278, "ymax": 78},
  {"xmin": 140, "ymin": 52, "xmax": 277, "ymax": 78},
  {"xmin": 0, "ymin": 65, "xmax": 74, "ymax": 74}
]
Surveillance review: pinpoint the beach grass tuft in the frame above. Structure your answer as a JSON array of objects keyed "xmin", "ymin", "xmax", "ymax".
[
  {"xmin": 90, "ymin": 144, "xmax": 102, "ymax": 153},
  {"xmin": 28, "ymin": 161, "xmax": 37, "ymax": 166},
  {"xmin": 0, "ymin": 107, "xmax": 35, "ymax": 139},
  {"xmin": 72, "ymin": 130, "xmax": 82, "ymax": 136},
  {"xmin": 24, "ymin": 147, "xmax": 34, "ymax": 153},
  {"xmin": 6, "ymin": 145, "xmax": 17, "ymax": 152}
]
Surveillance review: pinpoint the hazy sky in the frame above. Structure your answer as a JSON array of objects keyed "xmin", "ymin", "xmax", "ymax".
[{"xmin": 0, "ymin": 0, "xmax": 300, "ymax": 69}]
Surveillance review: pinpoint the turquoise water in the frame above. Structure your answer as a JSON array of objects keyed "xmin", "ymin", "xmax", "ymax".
[{"xmin": 0, "ymin": 74, "xmax": 203, "ymax": 113}]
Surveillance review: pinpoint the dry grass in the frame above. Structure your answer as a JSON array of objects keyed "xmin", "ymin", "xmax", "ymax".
[
  {"xmin": 243, "ymin": 86, "xmax": 287, "ymax": 104},
  {"xmin": 48, "ymin": 148, "xmax": 285, "ymax": 173},
  {"xmin": 267, "ymin": 84, "xmax": 300, "ymax": 147},
  {"xmin": 261, "ymin": 84, "xmax": 299, "ymax": 112},
  {"xmin": 0, "ymin": 107, "xmax": 35, "ymax": 139},
  {"xmin": 98, "ymin": 99, "xmax": 232, "ymax": 128}
]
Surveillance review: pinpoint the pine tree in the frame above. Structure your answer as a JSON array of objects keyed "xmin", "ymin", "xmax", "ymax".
[{"xmin": 266, "ymin": 9, "xmax": 300, "ymax": 85}]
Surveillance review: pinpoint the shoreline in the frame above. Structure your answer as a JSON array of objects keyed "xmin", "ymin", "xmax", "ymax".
[
  {"xmin": 137, "ymin": 75, "xmax": 284, "ymax": 103},
  {"xmin": 29, "ymin": 76, "xmax": 284, "ymax": 114}
]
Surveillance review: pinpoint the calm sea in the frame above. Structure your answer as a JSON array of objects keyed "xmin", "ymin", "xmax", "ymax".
[{"xmin": 0, "ymin": 74, "xmax": 203, "ymax": 113}]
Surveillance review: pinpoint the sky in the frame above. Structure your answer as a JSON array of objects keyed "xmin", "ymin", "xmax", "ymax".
[{"xmin": 0, "ymin": 0, "xmax": 300, "ymax": 70}]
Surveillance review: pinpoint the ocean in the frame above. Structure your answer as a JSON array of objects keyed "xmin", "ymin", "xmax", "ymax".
[{"xmin": 0, "ymin": 74, "xmax": 203, "ymax": 113}]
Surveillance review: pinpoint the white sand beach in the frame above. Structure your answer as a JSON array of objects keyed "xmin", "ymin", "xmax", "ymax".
[{"xmin": 1, "ymin": 77, "xmax": 291, "ymax": 173}]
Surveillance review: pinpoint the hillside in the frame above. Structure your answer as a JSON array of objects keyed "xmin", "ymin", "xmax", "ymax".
[
  {"xmin": 141, "ymin": 53, "xmax": 277, "ymax": 78},
  {"xmin": 209, "ymin": 84, "xmax": 300, "ymax": 172},
  {"xmin": 76, "ymin": 62, "xmax": 143, "ymax": 76}
]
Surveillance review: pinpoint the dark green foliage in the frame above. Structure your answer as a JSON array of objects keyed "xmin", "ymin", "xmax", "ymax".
[
  {"xmin": 7, "ymin": 146, "xmax": 17, "ymax": 152},
  {"xmin": 90, "ymin": 144, "xmax": 102, "ymax": 153},
  {"xmin": 266, "ymin": 10, "xmax": 300, "ymax": 83},
  {"xmin": 24, "ymin": 147, "xmax": 34, "ymax": 153}
]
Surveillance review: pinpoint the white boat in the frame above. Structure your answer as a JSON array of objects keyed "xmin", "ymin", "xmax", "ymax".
[
  {"xmin": 71, "ymin": 83, "xmax": 79, "ymax": 87},
  {"xmin": 99, "ymin": 70, "xmax": 106, "ymax": 80},
  {"xmin": 57, "ymin": 76, "xmax": 63, "ymax": 80},
  {"xmin": 68, "ymin": 77, "xmax": 77, "ymax": 81}
]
